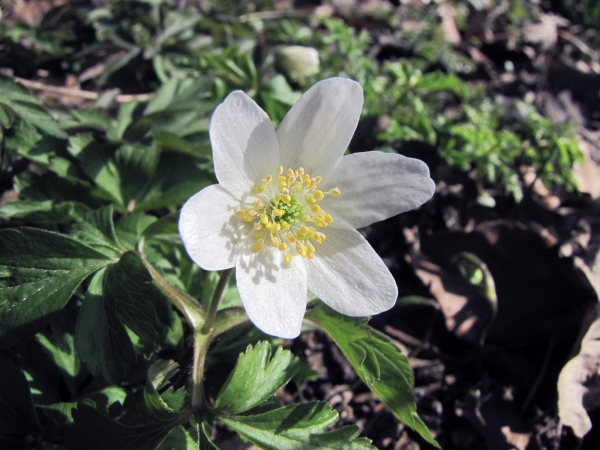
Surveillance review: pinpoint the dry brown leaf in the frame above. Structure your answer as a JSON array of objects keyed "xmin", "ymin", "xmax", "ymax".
[{"xmin": 558, "ymin": 304, "xmax": 600, "ymax": 438}]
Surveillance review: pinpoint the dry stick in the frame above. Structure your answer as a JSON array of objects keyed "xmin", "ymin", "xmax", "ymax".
[{"xmin": 14, "ymin": 77, "xmax": 153, "ymax": 102}]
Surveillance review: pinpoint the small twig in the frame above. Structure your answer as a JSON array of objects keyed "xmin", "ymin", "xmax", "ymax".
[
  {"xmin": 14, "ymin": 77, "xmax": 153, "ymax": 103},
  {"xmin": 558, "ymin": 30, "xmax": 599, "ymax": 63}
]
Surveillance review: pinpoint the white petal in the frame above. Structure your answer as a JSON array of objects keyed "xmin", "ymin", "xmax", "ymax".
[
  {"xmin": 320, "ymin": 152, "xmax": 435, "ymax": 229},
  {"xmin": 276, "ymin": 78, "xmax": 363, "ymax": 178},
  {"xmin": 211, "ymin": 91, "xmax": 280, "ymax": 198},
  {"xmin": 179, "ymin": 184, "xmax": 244, "ymax": 271},
  {"xmin": 306, "ymin": 228, "xmax": 397, "ymax": 316},
  {"xmin": 236, "ymin": 248, "xmax": 308, "ymax": 339}
]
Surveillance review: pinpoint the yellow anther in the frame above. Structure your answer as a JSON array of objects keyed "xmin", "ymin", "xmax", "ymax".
[
  {"xmin": 283, "ymin": 194, "xmax": 291, "ymax": 203},
  {"xmin": 265, "ymin": 222, "xmax": 275, "ymax": 232},
  {"xmin": 274, "ymin": 223, "xmax": 281, "ymax": 232},
  {"xmin": 296, "ymin": 243, "xmax": 307, "ymax": 257},
  {"xmin": 284, "ymin": 253, "xmax": 293, "ymax": 264},
  {"xmin": 329, "ymin": 188, "xmax": 341, "ymax": 196},
  {"xmin": 278, "ymin": 165, "xmax": 284, "ymax": 174},
  {"xmin": 260, "ymin": 214, "xmax": 269, "ymax": 224},
  {"xmin": 307, "ymin": 243, "xmax": 316, "ymax": 253},
  {"xmin": 278, "ymin": 176, "xmax": 286, "ymax": 183},
  {"xmin": 299, "ymin": 225, "xmax": 309, "ymax": 235},
  {"xmin": 324, "ymin": 214, "xmax": 333, "ymax": 224},
  {"xmin": 313, "ymin": 190, "xmax": 324, "ymax": 200},
  {"xmin": 310, "ymin": 204, "xmax": 321, "ymax": 213},
  {"xmin": 292, "ymin": 182, "xmax": 302, "ymax": 192},
  {"xmin": 274, "ymin": 194, "xmax": 281, "ymax": 204},
  {"xmin": 235, "ymin": 210, "xmax": 246, "ymax": 217},
  {"xmin": 254, "ymin": 233, "xmax": 262, "ymax": 240},
  {"xmin": 253, "ymin": 242, "xmax": 263, "ymax": 252},
  {"xmin": 271, "ymin": 236, "xmax": 280, "ymax": 247},
  {"xmin": 255, "ymin": 185, "xmax": 264, "ymax": 193},
  {"xmin": 285, "ymin": 168, "xmax": 293, "ymax": 177},
  {"xmin": 286, "ymin": 233, "xmax": 296, "ymax": 243},
  {"xmin": 305, "ymin": 196, "xmax": 316, "ymax": 204},
  {"xmin": 281, "ymin": 220, "xmax": 290, "ymax": 231},
  {"xmin": 273, "ymin": 208, "xmax": 285, "ymax": 217},
  {"xmin": 300, "ymin": 215, "xmax": 311, "ymax": 222},
  {"xmin": 242, "ymin": 215, "xmax": 253, "ymax": 222},
  {"xmin": 278, "ymin": 242, "xmax": 288, "ymax": 251}
]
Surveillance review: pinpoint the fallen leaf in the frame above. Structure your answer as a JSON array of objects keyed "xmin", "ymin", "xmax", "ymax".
[{"xmin": 558, "ymin": 304, "xmax": 600, "ymax": 438}]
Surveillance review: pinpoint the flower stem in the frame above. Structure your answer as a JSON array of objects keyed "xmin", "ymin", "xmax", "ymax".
[
  {"xmin": 137, "ymin": 239, "xmax": 205, "ymax": 329},
  {"xmin": 191, "ymin": 268, "xmax": 233, "ymax": 413}
]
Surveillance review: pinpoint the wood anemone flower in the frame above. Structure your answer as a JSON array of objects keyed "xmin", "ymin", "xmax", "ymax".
[{"xmin": 179, "ymin": 78, "xmax": 435, "ymax": 338}]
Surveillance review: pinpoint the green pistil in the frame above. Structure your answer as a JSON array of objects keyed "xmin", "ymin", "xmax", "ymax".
[{"xmin": 270, "ymin": 196, "xmax": 304, "ymax": 224}]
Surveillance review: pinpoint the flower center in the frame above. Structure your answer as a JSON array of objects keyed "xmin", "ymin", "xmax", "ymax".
[{"xmin": 235, "ymin": 165, "xmax": 340, "ymax": 264}]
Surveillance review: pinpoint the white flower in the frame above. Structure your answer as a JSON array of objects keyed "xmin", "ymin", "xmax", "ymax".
[{"xmin": 179, "ymin": 78, "xmax": 435, "ymax": 339}]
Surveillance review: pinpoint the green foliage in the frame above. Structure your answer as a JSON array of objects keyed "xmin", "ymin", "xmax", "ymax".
[
  {"xmin": 306, "ymin": 303, "xmax": 440, "ymax": 449},
  {"xmin": 214, "ymin": 342, "xmax": 300, "ymax": 414},
  {"xmin": 219, "ymin": 402, "xmax": 374, "ymax": 449},
  {"xmin": 0, "ymin": 228, "xmax": 114, "ymax": 348}
]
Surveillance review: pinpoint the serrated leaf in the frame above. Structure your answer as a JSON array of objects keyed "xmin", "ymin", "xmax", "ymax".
[
  {"xmin": 106, "ymin": 251, "xmax": 170, "ymax": 344},
  {"xmin": 0, "ymin": 228, "xmax": 114, "ymax": 349},
  {"xmin": 75, "ymin": 268, "xmax": 137, "ymax": 384},
  {"xmin": 214, "ymin": 341, "xmax": 299, "ymax": 414},
  {"xmin": 306, "ymin": 304, "xmax": 440, "ymax": 448},
  {"xmin": 0, "ymin": 355, "xmax": 41, "ymax": 436},
  {"xmin": 219, "ymin": 402, "xmax": 374, "ymax": 450},
  {"xmin": 76, "ymin": 252, "xmax": 170, "ymax": 383},
  {"xmin": 69, "ymin": 205, "xmax": 123, "ymax": 258}
]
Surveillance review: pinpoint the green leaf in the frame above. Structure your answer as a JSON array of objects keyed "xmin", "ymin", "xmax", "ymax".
[
  {"xmin": 0, "ymin": 75, "xmax": 67, "ymax": 138},
  {"xmin": 0, "ymin": 200, "xmax": 89, "ymax": 224},
  {"xmin": 133, "ymin": 153, "xmax": 213, "ymax": 212},
  {"xmin": 75, "ymin": 269, "xmax": 137, "ymax": 384},
  {"xmin": 35, "ymin": 322, "xmax": 82, "ymax": 396},
  {"xmin": 219, "ymin": 402, "xmax": 374, "ymax": 450},
  {"xmin": 0, "ymin": 355, "xmax": 41, "ymax": 436},
  {"xmin": 76, "ymin": 252, "xmax": 170, "ymax": 383},
  {"xmin": 306, "ymin": 304, "xmax": 440, "ymax": 448},
  {"xmin": 67, "ymin": 134, "xmax": 123, "ymax": 206},
  {"xmin": 157, "ymin": 425, "xmax": 198, "ymax": 450},
  {"xmin": 214, "ymin": 341, "xmax": 299, "ymax": 414},
  {"xmin": 0, "ymin": 228, "xmax": 113, "ymax": 349},
  {"xmin": 66, "ymin": 403, "xmax": 186, "ymax": 450},
  {"xmin": 144, "ymin": 359, "xmax": 185, "ymax": 420},
  {"xmin": 69, "ymin": 205, "xmax": 123, "ymax": 258}
]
